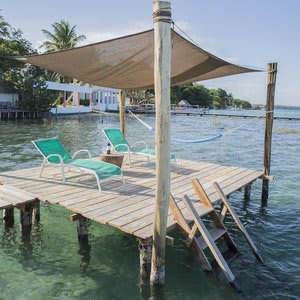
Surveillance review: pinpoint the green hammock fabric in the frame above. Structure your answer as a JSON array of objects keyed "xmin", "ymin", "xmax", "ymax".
[
  {"xmin": 34, "ymin": 138, "xmax": 72, "ymax": 163},
  {"xmin": 65, "ymin": 159, "xmax": 121, "ymax": 180}
]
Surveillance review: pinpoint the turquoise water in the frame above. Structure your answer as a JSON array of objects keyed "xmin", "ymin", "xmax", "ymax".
[{"xmin": 0, "ymin": 109, "xmax": 299, "ymax": 299}]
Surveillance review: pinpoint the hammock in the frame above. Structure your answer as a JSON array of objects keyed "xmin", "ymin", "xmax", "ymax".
[{"xmin": 126, "ymin": 108, "xmax": 222, "ymax": 143}]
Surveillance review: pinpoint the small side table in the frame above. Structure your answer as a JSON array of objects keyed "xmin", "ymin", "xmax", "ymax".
[{"xmin": 99, "ymin": 153, "xmax": 124, "ymax": 168}]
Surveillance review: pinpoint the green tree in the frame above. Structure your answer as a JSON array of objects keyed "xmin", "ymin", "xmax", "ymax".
[
  {"xmin": 0, "ymin": 14, "xmax": 32, "ymax": 72},
  {"xmin": 40, "ymin": 20, "xmax": 86, "ymax": 83},
  {"xmin": 210, "ymin": 88, "xmax": 232, "ymax": 109},
  {"xmin": 181, "ymin": 84, "xmax": 212, "ymax": 107},
  {"xmin": 232, "ymin": 98, "xmax": 252, "ymax": 109},
  {"xmin": 3, "ymin": 65, "xmax": 58, "ymax": 114},
  {"xmin": 125, "ymin": 89, "xmax": 154, "ymax": 105},
  {"xmin": 41, "ymin": 20, "xmax": 86, "ymax": 52}
]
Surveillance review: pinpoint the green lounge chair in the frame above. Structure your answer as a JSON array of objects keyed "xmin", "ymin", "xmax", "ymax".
[
  {"xmin": 102, "ymin": 128, "xmax": 176, "ymax": 167},
  {"xmin": 32, "ymin": 137, "xmax": 124, "ymax": 191}
]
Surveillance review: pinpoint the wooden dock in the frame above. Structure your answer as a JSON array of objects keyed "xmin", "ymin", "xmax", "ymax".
[
  {"xmin": 0, "ymin": 109, "xmax": 39, "ymax": 120},
  {"xmin": 0, "ymin": 157, "xmax": 263, "ymax": 240}
]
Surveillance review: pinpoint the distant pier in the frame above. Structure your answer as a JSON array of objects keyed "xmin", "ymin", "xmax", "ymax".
[
  {"xmin": 0, "ymin": 109, "xmax": 39, "ymax": 120},
  {"xmin": 127, "ymin": 109, "xmax": 300, "ymax": 121}
]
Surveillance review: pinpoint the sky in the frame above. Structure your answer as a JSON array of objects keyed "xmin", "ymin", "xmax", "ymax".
[{"xmin": 1, "ymin": 0, "xmax": 300, "ymax": 106}]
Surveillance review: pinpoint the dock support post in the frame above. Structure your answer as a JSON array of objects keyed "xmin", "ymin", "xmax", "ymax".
[
  {"xmin": 32, "ymin": 200, "xmax": 40, "ymax": 223},
  {"xmin": 139, "ymin": 238, "xmax": 153, "ymax": 280},
  {"xmin": 77, "ymin": 217, "xmax": 89, "ymax": 242},
  {"xmin": 19, "ymin": 202, "xmax": 35, "ymax": 233},
  {"xmin": 244, "ymin": 184, "xmax": 252, "ymax": 201},
  {"xmin": 3, "ymin": 207, "xmax": 14, "ymax": 228},
  {"xmin": 119, "ymin": 89, "xmax": 126, "ymax": 137},
  {"xmin": 262, "ymin": 63, "xmax": 277, "ymax": 204},
  {"xmin": 151, "ymin": 0, "xmax": 172, "ymax": 286}
]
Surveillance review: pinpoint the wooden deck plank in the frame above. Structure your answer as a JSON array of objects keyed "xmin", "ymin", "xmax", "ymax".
[
  {"xmin": 122, "ymin": 170, "xmax": 262, "ymax": 236},
  {"xmin": 74, "ymin": 166, "xmax": 220, "ymax": 212},
  {"xmin": 0, "ymin": 157, "xmax": 263, "ymax": 239}
]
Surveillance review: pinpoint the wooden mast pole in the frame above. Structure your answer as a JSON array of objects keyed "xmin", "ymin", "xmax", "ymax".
[
  {"xmin": 262, "ymin": 62, "xmax": 277, "ymax": 203},
  {"xmin": 150, "ymin": 0, "xmax": 172, "ymax": 285},
  {"xmin": 119, "ymin": 90, "xmax": 126, "ymax": 137}
]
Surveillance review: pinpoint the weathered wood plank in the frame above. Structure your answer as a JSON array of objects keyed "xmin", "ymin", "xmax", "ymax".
[{"xmin": 0, "ymin": 157, "xmax": 263, "ymax": 241}]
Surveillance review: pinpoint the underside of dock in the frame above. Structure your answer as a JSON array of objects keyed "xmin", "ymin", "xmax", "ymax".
[{"xmin": 0, "ymin": 157, "xmax": 263, "ymax": 240}]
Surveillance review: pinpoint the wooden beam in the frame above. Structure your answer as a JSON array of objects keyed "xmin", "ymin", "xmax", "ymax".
[
  {"xmin": 3, "ymin": 207, "xmax": 14, "ymax": 229},
  {"xmin": 151, "ymin": 0, "xmax": 172, "ymax": 286},
  {"xmin": 169, "ymin": 195, "xmax": 212, "ymax": 271},
  {"xmin": 119, "ymin": 90, "xmax": 126, "ymax": 137},
  {"xmin": 214, "ymin": 181, "xmax": 264, "ymax": 263},
  {"xmin": 32, "ymin": 199, "xmax": 40, "ymax": 223},
  {"xmin": 139, "ymin": 238, "xmax": 153, "ymax": 280},
  {"xmin": 77, "ymin": 217, "xmax": 88, "ymax": 242},
  {"xmin": 262, "ymin": 62, "xmax": 277, "ymax": 203}
]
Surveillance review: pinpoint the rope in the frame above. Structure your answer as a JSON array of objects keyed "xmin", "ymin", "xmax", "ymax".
[
  {"xmin": 124, "ymin": 106, "xmax": 274, "ymax": 143},
  {"xmin": 125, "ymin": 107, "xmax": 221, "ymax": 143}
]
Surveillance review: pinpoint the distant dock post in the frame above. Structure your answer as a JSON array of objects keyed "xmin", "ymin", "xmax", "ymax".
[
  {"xmin": 119, "ymin": 89, "xmax": 126, "ymax": 137},
  {"xmin": 151, "ymin": 0, "xmax": 172, "ymax": 286},
  {"xmin": 262, "ymin": 62, "xmax": 277, "ymax": 203}
]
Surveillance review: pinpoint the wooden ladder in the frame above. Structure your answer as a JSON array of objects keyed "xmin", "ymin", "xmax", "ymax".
[{"xmin": 170, "ymin": 178, "xmax": 263, "ymax": 289}]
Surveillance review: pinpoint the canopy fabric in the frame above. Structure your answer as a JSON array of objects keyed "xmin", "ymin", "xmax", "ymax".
[{"xmin": 17, "ymin": 29, "xmax": 258, "ymax": 89}]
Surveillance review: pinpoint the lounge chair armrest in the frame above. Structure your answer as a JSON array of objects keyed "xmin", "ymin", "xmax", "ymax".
[
  {"xmin": 72, "ymin": 150, "xmax": 92, "ymax": 159},
  {"xmin": 113, "ymin": 144, "xmax": 130, "ymax": 152},
  {"xmin": 132, "ymin": 141, "xmax": 148, "ymax": 150},
  {"xmin": 45, "ymin": 154, "xmax": 64, "ymax": 164}
]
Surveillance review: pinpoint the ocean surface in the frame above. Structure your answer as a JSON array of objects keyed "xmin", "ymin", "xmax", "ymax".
[{"xmin": 0, "ymin": 108, "xmax": 299, "ymax": 299}]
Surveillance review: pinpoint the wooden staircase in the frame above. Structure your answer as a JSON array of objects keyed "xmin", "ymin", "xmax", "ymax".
[{"xmin": 170, "ymin": 178, "xmax": 263, "ymax": 289}]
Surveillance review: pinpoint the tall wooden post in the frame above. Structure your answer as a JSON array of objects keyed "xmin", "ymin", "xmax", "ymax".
[
  {"xmin": 150, "ymin": 0, "xmax": 172, "ymax": 285},
  {"xmin": 262, "ymin": 63, "xmax": 277, "ymax": 203},
  {"xmin": 89, "ymin": 93, "xmax": 92, "ymax": 108},
  {"xmin": 119, "ymin": 90, "xmax": 126, "ymax": 137}
]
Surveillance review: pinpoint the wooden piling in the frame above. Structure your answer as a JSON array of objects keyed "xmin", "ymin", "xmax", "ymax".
[
  {"xmin": 244, "ymin": 183, "xmax": 252, "ymax": 201},
  {"xmin": 3, "ymin": 207, "xmax": 14, "ymax": 228},
  {"xmin": 19, "ymin": 202, "xmax": 35, "ymax": 233},
  {"xmin": 151, "ymin": 0, "xmax": 172, "ymax": 285},
  {"xmin": 119, "ymin": 89, "xmax": 126, "ymax": 137},
  {"xmin": 139, "ymin": 238, "xmax": 153, "ymax": 280},
  {"xmin": 76, "ymin": 217, "xmax": 89, "ymax": 242},
  {"xmin": 32, "ymin": 200, "xmax": 40, "ymax": 223},
  {"xmin": 262, "ymin": 63, "xmax": 277, "ymax": 203}
]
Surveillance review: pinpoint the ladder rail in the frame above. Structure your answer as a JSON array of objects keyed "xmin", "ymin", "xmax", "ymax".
[
  {"xmin": 169, "ymin": 195, "xmax": 212, "ymax": 271},
  {"xmin": 213, "ymin": 181, "xmax": 264, "ymax": 263},
  {"xmin": 182, "ymin": 194, "xmax": 238, "ymax": 286}
]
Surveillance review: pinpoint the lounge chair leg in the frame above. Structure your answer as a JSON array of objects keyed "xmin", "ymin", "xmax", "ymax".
[
  {"xmin": 128, "ymin": 151, "xmax": 132, "ymax": 168},
  {"xmin": 121, "ymin": 172, "xmax": 125, "ymax": 186},
  {"xmin": 173, "ymin": 158, "xmax": 177, "ymax": 165},
  {"xmin": 39, "ymin": 159, "xmax": 47, "ymax": 178},
  {"xmin": 95, "ymin": 174, "xmax": 102, "ymax": 192},
  {"xmin": 61, "ymin": 164, "xmax": 66, "ymax": 184}
]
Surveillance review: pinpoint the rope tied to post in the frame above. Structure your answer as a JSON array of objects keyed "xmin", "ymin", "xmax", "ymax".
[{"xmin": 153, "ymin": 7, "xmax": 172, "ymax": 24}]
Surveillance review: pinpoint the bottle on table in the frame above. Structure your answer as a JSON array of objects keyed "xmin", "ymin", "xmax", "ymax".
[{"xmin": 106, "ymin": 142, "xmax": 111, "ymax": 155}]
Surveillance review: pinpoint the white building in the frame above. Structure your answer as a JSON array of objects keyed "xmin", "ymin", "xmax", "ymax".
[{"xmin": 46, "ymin": 81, "xmax": 119, "ymax": 114}]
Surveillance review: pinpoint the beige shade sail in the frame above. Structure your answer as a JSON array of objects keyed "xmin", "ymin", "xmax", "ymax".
[{"xmin": 16, "ymin": 29, "xmax": 259, "ymax": 89}]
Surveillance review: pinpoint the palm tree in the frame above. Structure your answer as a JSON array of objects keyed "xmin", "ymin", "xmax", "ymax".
[
  {"xmin": 41, "ymin": 20, "xmax": 86, "ymax": 52},
  {"xmin": 41, "ymin": 20, "xmax": 86, "ymax": 83}
]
